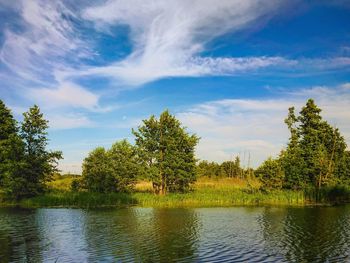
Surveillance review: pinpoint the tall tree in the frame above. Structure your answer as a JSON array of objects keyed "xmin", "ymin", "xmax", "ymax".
[
  {"xmin": 281, "ymin": 106, "xmax": 307, "ymax": 189},
  {"xmin": 18, "ymin": 105, "xmax": 62, "ymax": 197},
  {"xmin": 133, "ymin": 110, "xmax": 199, "ymax": 194},
  {"xmin": 0, "ymin": 100, "xmax": 25, "ymax": 190},
  {"xmin": 281, "ymin": 99, "xmax": 348, "ymax": 189}
]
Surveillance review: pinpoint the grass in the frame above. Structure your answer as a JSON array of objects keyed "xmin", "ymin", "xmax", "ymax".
[{"xmin": 1, "ymin": 177, "xmax": 349, "ymax": 208}]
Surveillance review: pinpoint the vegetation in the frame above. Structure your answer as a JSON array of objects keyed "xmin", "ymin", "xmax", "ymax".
[
  {"xmin": 82, "ymin": 140, "xmax": 140, "ymax": 192},
  {"xmin": 255, "ymin": 158, "xmax": 284, "ymax": 190},
  {"xmin": 2, "ymin": 177, "xmax": 350, "ymax": 208},
  {"xmin": 0, "ymin": 99, "xmax": 350, "ymax": 207},
  {"xmin": 255, "ymin": 99, "xmax": 350, "ymax": 192},
  {"xmin": 196, "ymin": 157, "xmax": 242, "ymax": 178},
  {"xmin": 0, "ymin": 101, "xmax": 61, "ymax": 199},
  {"xmin": 133, "ymin": 110, "xmax": 199, "ymax": 194}
]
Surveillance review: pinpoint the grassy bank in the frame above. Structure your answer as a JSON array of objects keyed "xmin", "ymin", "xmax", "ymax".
[{"xmin": 1, "ymin": 177, "xmax": 349, "ymax": 208}]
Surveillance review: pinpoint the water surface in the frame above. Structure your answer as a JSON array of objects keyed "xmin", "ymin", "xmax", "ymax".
[{"xmin": 1, "ymin": 206, "xmax": 350, "ymax": 262}]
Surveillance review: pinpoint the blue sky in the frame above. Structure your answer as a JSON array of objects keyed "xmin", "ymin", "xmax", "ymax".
[{"xmin": 0, "ymin": 0, "xmax": 350, "ymax": 173}]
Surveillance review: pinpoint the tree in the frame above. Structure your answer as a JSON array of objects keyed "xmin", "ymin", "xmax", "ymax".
[
  {"xmin": 220, "ymin": 157, "xmax": 242, "ymax": 178},
  {"xmin": 196, "ymin": 161, "xmax": 221, "ymax": 178},
  {"xmin": 17, "ymin": 105, "xmax": 62, "ymax": 197},
  {"xmin": 82, "ymin": 147, "xmax": 112, "ymax": 192},
  {"xmin": 280, "ymin": 99, "xmax": 348, "ymax": 189},
  {"xmin": 255, "ymin": 157, "xmax": 284, "ymax": 190},
  {"xmin": 281, "ymin": 106, "xmax": 307, "ymax": 189},
  {"xmin": 335, "ymin": 151, "xmax": 350, "ymax": 185},
  {"xmin": 0, "ymin": 100, "xmax": 25, "ymax": 191},
  {"xmin": 133, "ymin": 110, "xmax": 199, "ymax": 194},
  {"xmin": 108, "ymin": 140, "xmax": 139, "ymax": 191},
  {"xmin": 82, "ymin": 140, "xmax": 140, "ymax": 192}
]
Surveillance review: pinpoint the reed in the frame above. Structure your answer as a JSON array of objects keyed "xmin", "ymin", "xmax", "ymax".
[{"xmin": 1, "ymin": 177, "xmax": 349, "ymax": 208}]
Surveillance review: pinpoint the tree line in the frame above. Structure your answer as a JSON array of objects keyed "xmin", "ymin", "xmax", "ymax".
[
  {"xmin": 1, "ymin": 99, "xmax": 349, "ymax": 199},
  {"xmin": 196, "ymin": 158, "xmax": 245, "ymax": 178}
]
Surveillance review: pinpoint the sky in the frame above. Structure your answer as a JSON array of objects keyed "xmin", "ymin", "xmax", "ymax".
[{"xmin": 0, "ymin": 0, "xmax": 350, "ymax": 173}]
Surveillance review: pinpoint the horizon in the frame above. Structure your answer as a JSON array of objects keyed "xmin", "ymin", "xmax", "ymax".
[{"xmin": 1, "ymin": 1, "xmax": 350, "ymax": 174}]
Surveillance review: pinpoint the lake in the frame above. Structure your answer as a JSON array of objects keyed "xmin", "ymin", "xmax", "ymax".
[{"xmin": 1, "ymin": 206, "xmax": 350, "ymax": 262}]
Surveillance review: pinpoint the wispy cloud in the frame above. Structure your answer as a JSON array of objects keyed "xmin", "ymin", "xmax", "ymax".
[
  {"xmin": 28, "ymin": 82, "xmax": 99, "ymax": 110},
  {"xmin": 2, "ymin": 1, "xmax": 350, "ymax": 90},
  {"xmin": 178, "ymin": 83, "xmax": 350, "ymax": 167},
  {"xmin": 47, "ymin": 114, "xmax": 94, "ymax": 130},
  {"xmin": 1, "ymin": 0, "xmax": 350, "ymax": 133},
  {"xmin": 0, "ymin": 0, "xmax": 86, "ymax": 83},
  {"xmin": 0, "ymin": 0, "xmax": 101, "ymax": 128},
  {"xmin": 80, "ymin": 0, "xmax": 291, "ymax": 85}
]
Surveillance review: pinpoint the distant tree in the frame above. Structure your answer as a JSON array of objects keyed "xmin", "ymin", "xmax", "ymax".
[
  {"xmin": 220, "ymin": 157, "xmax": 242, "ymax": 178},
  {"xmin": 133, "ymin": 110, "xmax": 199, "ymax": 194},
  {"xmin": 196, "ymin": 161, "xmax": 221, "ymax": 178},
  {"xmin": 82, "ymin": 140, "xmax": 140, "ymax": 192},
  {"xmin": 255, "ymin": 157, "xmax": 284, "ymax": 190},
  {"xmin": 82, "ymin": 147, "xmax": 112, "ymax": 192}
]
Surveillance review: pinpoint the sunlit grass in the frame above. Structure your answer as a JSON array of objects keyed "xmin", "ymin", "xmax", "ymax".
[
  {"xmin": 1, "ymin": 176, "xmax": 349, "ymax": 208},
  {"xmin": 47, "ymin": 175, "xmax": 76, "ymax": 192}
]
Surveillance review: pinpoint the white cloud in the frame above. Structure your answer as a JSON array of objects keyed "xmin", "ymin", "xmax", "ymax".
[
  {"xmin": 58, "ymin": 162, "xmax": 83, "ymax": 174},
  {"xmin": 79, "ymin": 0, "xmax": 291, "ymax": 85},
  {"xmin": 178, "ymin": 84, "xmax": 350, "ymax": 167},
  {"xmin": 47, "ymin": 114, "xmax": 94, "ymax": 130},
  {"xmin": 28, "ymin": 82, "xmax": 99, "ymax": 110},
  {"xmin": 1, "ymin": 0, "xmax": 350, "ymax": 90},
  {"xmin": 0, "ymin": 0, "xmax": 86, "ymax": 83},
  {"xmin": 73, "ymin": 0, "xmax": 349, "ymax": 85}
]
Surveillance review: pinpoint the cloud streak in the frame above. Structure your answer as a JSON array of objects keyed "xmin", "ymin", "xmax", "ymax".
[{"xmin": 80, "ymin": 0, "xmax": 290, "ymax": 85}]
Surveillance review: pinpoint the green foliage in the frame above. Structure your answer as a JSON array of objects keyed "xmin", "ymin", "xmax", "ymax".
[
  {"xmin": 0, "ymin": 100, "xmax": 25, "ymax": 191},
  {"xmin": 255, "ymin": 157, "xmax": 284, "ymax": 190},
  {"xmin": 18, "ymin": 105, "xmax": 62, "ymax": 197},
  {"xmin": 334, "ymin": 151, "xmax": 350, "ymax": 185},
  {"xmin": 196, "ymin": 157, "xmax": 242, "ymax": 178},
  {"xmin": 1, "ymin": 103, "xmax": 62, "ymax": 199},
  {"xmin": 71, "ymin": 178, "xmax": 83, "ymax": 192},
  {"xmin": 220, "ymin": 157, "xmax": 242, "ymax": 177},
  {"xmin": 196, "ymin": 161, "xmax": 221, "ymax": 177},
  {"xmin": 108, "ymin": 139, "xmax": 140, "ymax": 191},
  {"xmin": 280, "ymin": 99, "xmax": 348, "ymax": 189},
  {"xmin": 133, "ymin": 110, "xmax": 199, "ymax": 193},
  {"xmin": 82, "ymin": 140, "xmax": 139, "ymax": 193}
]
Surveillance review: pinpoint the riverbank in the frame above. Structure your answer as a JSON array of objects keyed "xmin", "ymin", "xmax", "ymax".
[{"xmin": 1, "ymin": 177, "xmax": 349, "ymax": 208}]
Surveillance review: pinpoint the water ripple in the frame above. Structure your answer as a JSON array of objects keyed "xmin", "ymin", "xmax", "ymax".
[{"xmin": 1, "ymin": 206, "xmax": 350, "ymax": 262}]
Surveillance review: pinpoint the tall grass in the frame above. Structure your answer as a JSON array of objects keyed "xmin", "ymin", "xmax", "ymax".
[
  {"xmin": 1, "ymin": 177, "xmax": 349, "ymax": 208},
  {"xmin": 19, "ymin": 192, "xmax": 137, "ymax": 208}
]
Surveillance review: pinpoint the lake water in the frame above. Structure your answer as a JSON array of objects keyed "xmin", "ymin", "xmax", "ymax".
[{"xmin": 1, "ymin": 206, "xmax": 350, "ymax": 262}]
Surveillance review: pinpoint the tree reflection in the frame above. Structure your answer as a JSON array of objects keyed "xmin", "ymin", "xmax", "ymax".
[
  {"xmin": 260, "ymin": 206, "xmax": 350, "ymax": 262},
  {"xmin": 83, "ymin": 208, "xmax": 199, "ymax": 262},
  {"xmin": 0, "ymin": 208, "xmax": 42, "ymax": 262}
]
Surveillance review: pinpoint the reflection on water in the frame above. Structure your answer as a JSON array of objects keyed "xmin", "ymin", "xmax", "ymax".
[
  {"xmin": 259, "ymin": 206, "xmax": 350, "ymax": 262},
  {"xmin": 0, "ymin": 206, "xmax": 350, "ymax": 262}
]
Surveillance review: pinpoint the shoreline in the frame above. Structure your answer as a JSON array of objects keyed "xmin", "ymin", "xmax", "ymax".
[{"xmin": 1, "ymin": 190, "xmax": 348, "ymax": 209}]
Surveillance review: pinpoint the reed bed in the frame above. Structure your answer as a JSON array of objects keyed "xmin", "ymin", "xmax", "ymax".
[{"xmin": 1, "ymin": 177, "xmax": 349, "ymax": 208}]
